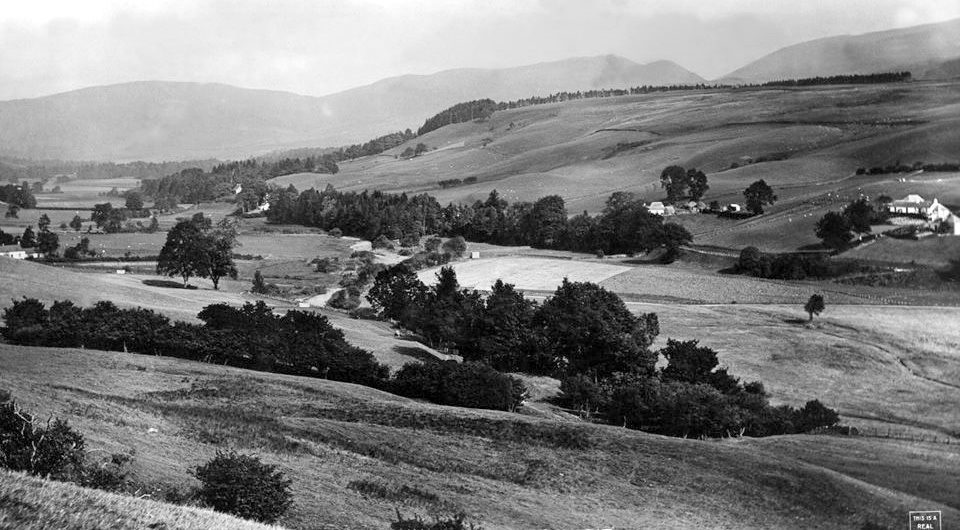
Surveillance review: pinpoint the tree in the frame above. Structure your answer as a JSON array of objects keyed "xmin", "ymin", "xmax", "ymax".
[
  {"xmin": 367, "ymin": 264, "xmax": 427, "ymax": 322},
  {"xmin": 804, "ymin": 294, "xmax": 825, "ymax": 321},
  {"xmin": 843, "ymin": 198, "xmax": 873, "ymax": 237},
  {"xmin": 91, "ymin": 203, "xmax": 113, "ymax": 228},
  {"xmin": 20, "ymin": 226, "xmax": 36, "ymax": 248},
  {"xmin": 442, "ymin": 235, "xmax": 467, "ymax": 257},
  {"xmin": 686, "ymin": 169, "xmax": 709, "ymax": 201},
  {"xmin": 192, "ymin": 450, "xmax": 293, "ymax": 523},
  {"xmin": 659, "ymin": 165, "xmax": 688, "ymax": 203},
  {"xmin": 743, "ymin": 180, "xmax": 777, "ymax": 214},
  {"xmin": 69, "ymin": 214, "xmax": 83, "ymax": 232},
  {"xmin": 4, "ymin": 204, "xmax": 19, "ymax": 218},
  {"xmin": 525, "ymin": 195, "xmax": 567, "ymax": 247},
  {"xmin": 207, "ymin": 236, "xmax": 238, "ymax": 290},
  {"xmin": 535, "ymin": 279, "xmax": 659, "ymax": 377},
  {"xmin": 124, "ymin": 191, "xmax": 144, "ymax": 211},
  {"xmin": 414, "ymin": 142, "xmax": 428, "ymax": 156},
  {"xmin": 156, "ymin": 217, "xmax": 210, "ymax": 286},
  {"xmin": 252, "ymin": 270, "xmax": 268, "ymax": 294},
  {"xmin": 36, "ymin": 230, "xmax": 59, "ymax": 256},
  {"xmin": 37, "ymin": 213, "xmax": 51, "ymax": 232},
  {"xmin": 815, "ymin": 211, "xmax": 852, "ymax": 250}
]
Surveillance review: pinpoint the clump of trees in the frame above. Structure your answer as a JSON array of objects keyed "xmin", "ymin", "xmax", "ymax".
[
  {"xmin": 659, "ymin": 165, "xmax": 709, "ymax": 203},
  {"xmin": 417, "ymin": 99, "xmax": 497, "ymax": 136},
  {"xmin": 391, "ymin": 361, "xmax": 526, "ymax": 411},
  {"xmin": 736, "ymin": 246, "xmax": 861, "ymax": 280},
  {"xmin": 369, "ymin": 265, "xmax": 841, "ymax": 438},
  {"xmin": 157, "ymin": 213, "xmax": 238, "ymax": 289},
  {"xmin": 815, "ymin": 198, "xmax": 879, "ymax": 250},
  {"xmin": 268, "ymin": 188, "xmax": 692, "ymax": 263},
  {"xmin": 0, "ymin": 182, "xmax": 37, "ymax": 209}
]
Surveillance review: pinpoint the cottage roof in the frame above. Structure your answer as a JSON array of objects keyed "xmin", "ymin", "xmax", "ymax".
[
  {"xmin": 648, "ymin": 202, "xmax": 665, "ymax": 210},
  {"xmin": 0, "ymin": 244, "xmax": 23, "ymax": 253}
]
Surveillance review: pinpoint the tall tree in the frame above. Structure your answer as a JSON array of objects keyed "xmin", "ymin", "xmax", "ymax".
[
  {"xmin": 815, "ymin": 211, "xmax": 852, "ymax": 250},
  {"xmin": 69, "ymin": 215, "xmax": 83, "ymax": 232},
  {"xmin": 37, "ymin": 213, "xmax": 51, "ymax": 232},
  {"xmin": 659, "ymin": 165, "xmax": 688, "ymax": 203},
  {"xmin": 156, "ymin": 216, "xmax": 211, "ymax": 286},
  {"xmin": 20, "ymin": 226, "xmax": 36, "ymax": 248},
  {"xmin": 686, "ymin": 169, "xmax": 709, "ymax": 201},
  {"xmin": 743, "ymin": 180, "xmax": 777, "ymax": 214},
  {"xmin": 124, "ymin": 191, "xmax": 144, "ymax": 211},
  {"xmin": 843, "ymin": 198, "xmax": 873, "ymax": 237},
  {"xmin": 36, "ymin": 230, "xmax": 59, "ymax": 255}
]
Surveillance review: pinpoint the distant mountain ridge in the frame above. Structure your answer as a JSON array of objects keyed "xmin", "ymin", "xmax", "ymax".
[
  {"xmin": 0, "ymin": 55, "xmax": 703, "ymax": 162},
  {"xmin": 721, "ymin": 18, "xmax": 960, "ymax": 83}
]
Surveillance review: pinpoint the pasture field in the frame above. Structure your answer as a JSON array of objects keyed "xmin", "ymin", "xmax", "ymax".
[
  {"xmin": 642, "ymin": 303, "xmax": 960, "ymax": 440},
  {"xmin": 0, "ymin": 344, "xmax": 952, "ymax": 530},
  {"xmin": 844, "ymin": 235, "xmax": 960, "ymax": 268}
]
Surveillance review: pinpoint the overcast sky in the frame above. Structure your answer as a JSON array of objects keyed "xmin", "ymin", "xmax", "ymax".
[{"xmin": 1, "ymin": 0, "xmax": 958, "ymax": 101}]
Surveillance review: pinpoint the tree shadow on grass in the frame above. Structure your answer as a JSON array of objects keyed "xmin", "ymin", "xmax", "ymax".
[
  {"xmin": 783, "ymin": 318, "xmax": 809, "ymax": 325},
  {"xmin": 142, "ymin": 279, "xmax": 197, "ymax": 290}
]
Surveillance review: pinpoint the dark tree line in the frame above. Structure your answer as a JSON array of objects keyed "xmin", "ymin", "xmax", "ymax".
[
  {"xmin": 417, "ymin": 99, "xmax": 498, "ymax": 136},
  {"xmin": 2, "ymin": 299, "xmax": 388, "ymax": 387},
  {"xmin": 761, "ymin": 72, "xmax": 911, "ymax": 87},
  {"xmin": 268, "ymin": 187, "xmax": 692, "ymax": 260},
  {"xmin": 856, "ymin": 161, "xmax": 960, "ymax": 175},
  {"xmin": 141, "ymin": 155, "xmax": 337, "ymax": 205}
]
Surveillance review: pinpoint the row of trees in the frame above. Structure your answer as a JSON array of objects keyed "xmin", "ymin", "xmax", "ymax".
[
  {"xmin": 268, "ymin": 187, "xmax": 692, "ymax": 260},
  {"xmin": 368, "ymin": 265, "xmax": 840, "ymax": 438}
]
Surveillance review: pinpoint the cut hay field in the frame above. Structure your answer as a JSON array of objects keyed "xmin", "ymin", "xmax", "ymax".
[
  {"xmin": 416, "ymin": 256, "xmax": 631, "ymax": 291},
  {"xmin": 1, "ymin": 344, "xmax": 954, "ymax": 530}
]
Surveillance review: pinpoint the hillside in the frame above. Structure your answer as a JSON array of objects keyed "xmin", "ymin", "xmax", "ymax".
[
  {"xmin": 272, "ymin": 79, "xmax": 960, "ymax": 251},
  {"xmin": 721, "ymin": 18, "xmax": 960, "ymax": 83},
  {"xmin": 0, "ymin": 56, "xmax": 701, "ymax": 162},
  {"xmin": 0, "ymin": 469, "xmax": 282, "ymax": 530},
  {"xmin": 1, "ymin": 343, "xmax": 955, "ymax": 530}
]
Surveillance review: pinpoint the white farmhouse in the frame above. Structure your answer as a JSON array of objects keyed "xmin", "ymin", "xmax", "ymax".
[
  {"xmin": 0, "ymin": 244, "xmax": 27, "ymax": 259},
  {"xmin": 887, "ymin": 194, "xmax": 952, "ymax": 222}
]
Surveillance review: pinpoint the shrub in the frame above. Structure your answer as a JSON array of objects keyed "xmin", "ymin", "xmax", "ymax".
[
  {"xmin": 373, "ymin": 234, "xmax": 395, "ymax": 250},
  {"xmin": 795, "ymin": 399, "xmax": 840, "ymax": 432},
  {"xmin": 192, "ymin": 450, "xmax": 293, "ymax": 523},
  {"xmin": 392, "ymin": 511, "xmax": 482, "ymax": 530},
  {"xmin": 441, "ymin": 236, "xmax": 466, "ymax": 257},
  {"xmin": 329, "ymin": 227, "xmax": 343, "ymax": 238},
  {"xmin": 328, "ymin": 289, "xmax": 361, "ymax": 310},
  {"xmin": 391, "ymin": 362, "xmax": 525, "ymax": 412},
  {"xmin": 350, "ymin": 307, "xmax": 381, "ymax": 320},
  {"xmin": 315, "ymin": 257, "xmax": 340, "ymax": 273},
  {"xmin": 0, "ymin": 400, "xmax": 86, "ymax": 479}
]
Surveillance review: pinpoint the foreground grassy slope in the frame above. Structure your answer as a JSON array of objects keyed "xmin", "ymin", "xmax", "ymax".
[
  {"xmin": 0, "ymin": 470, "xmax": 282, "ymax": 530},
  {"xmin": 1, "ymin": 344, "xmax": 954, "ymax": 530}
]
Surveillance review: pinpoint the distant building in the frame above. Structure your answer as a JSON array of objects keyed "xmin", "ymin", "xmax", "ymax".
[
  {"xmin": 727, "ymin": 203, "xmax": 742, "ymax": 213},
  {"xmin": 887, "ymin": 194, "xmax": 952, "ymax": 222},
  {"xmin": 0, "ymin": 245, "xmax": 27, "ymax": 259},
  {"xmin": 647, "ymin": 202, "xmax": 666, "ymax": 215}
]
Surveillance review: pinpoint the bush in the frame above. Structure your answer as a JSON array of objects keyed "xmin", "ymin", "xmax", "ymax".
[
  {"xmin": 350, "ymin": 307, "xmax": 381, "ymax": 320},
  {"xmin": 0, "ymin": 400, "xmax": 86, "ymax": 479},
  {"xmin": 192, "ymin": 450, "xmax": 293, "ymax": 523},
  {"xmin": 372, "ymin": 234, "xmax": 395, "ymax": 250},
  {"xmin": 392, "ymin": 511, "xmax": 482, "ymax": 530},
  {"xmin": 328, "ymin": 227, "xmax": 343, "ymax": 238},
  {"xmin": 441, "ymin": 236, "xmax": 466, "ymax": 257},
  {"xmin": 391, "ymin": 361, "xmax": 525, "ymax": 412}
]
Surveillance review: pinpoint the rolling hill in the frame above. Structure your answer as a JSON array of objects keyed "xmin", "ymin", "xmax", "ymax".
[
  {"xmin": 721, "ymin": 18, "xmax": 960, "ymax": 83},
  {"xmin": 1, "ymin": 343, "xmax": 955, "ymax": 530},
  {"xmin": 0, "ymin": 56, "xmax": 701, "ymax": 162}
]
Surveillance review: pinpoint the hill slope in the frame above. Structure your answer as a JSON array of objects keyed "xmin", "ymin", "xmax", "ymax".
[
  {"xmin": 0, "ymin": 56, "xmax": 701, "ymax": 162},
  {"xmin": 722, "ymin": 18, "xmax": 960, "ymax": 83},
  {"xmin": 1, "ymin": 343, "xmax": 954, "ymax": 530},
  {"xmin": 0, "ymin": 470, "xmax": 282, "ymax": 530}
]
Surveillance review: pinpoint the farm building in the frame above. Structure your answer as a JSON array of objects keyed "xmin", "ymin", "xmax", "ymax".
[
  {"xmin": 0, "ymin": 245, "xmax": 27, "ymax": 259},
  {"xmin": 647, "ymin": 202, "xmax": 675, "ymax": 216},
  {"xmin": 887, "ymin": 194, "xmax": 953, "ymax": 222}
]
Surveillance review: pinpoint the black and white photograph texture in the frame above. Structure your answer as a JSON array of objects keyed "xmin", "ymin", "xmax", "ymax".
[{"xmin": 0, "ymin": 1, "xmax": 959, "ymax": 529}]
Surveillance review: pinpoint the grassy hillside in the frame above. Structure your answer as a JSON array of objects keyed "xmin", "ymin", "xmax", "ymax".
[
  {"xmin": 271, "ymin": 80, "xmax": 960, "ymax": 255},
  {"xmin": 0, "ymin": 469, "xmax": 282, "ymax": 530},
  {"xmin": 1, "ymin": 343, "xmax": 955, "ymax": 530}
]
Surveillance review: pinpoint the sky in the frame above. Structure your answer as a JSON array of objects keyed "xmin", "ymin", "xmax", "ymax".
[{"xmin": 0, "ymin": 0, "xmax": 958, "ymax": 101}]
